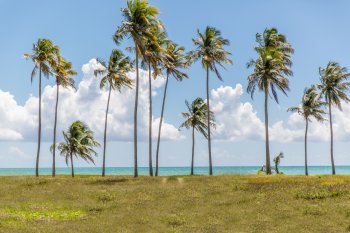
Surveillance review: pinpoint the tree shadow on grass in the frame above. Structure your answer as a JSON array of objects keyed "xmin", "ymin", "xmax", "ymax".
[{"xmin": 88, "ymin": 178, "xmax": 128, "ymax": 186}]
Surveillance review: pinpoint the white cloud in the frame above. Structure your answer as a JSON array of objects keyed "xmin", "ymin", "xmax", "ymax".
[
  {"xmin": 0, "ymin": 59, "xmax": 181, "ymax": 142},
  {"xmin": 210, "ymin": 84, "xmax": 350, "ymax": 143}
]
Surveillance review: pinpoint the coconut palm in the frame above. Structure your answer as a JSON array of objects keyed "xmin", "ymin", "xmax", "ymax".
[
  {"xmin": 155, "ymin": 42, "xmax": 189, "ymax": 176},
  {"xmin": 317, "ymin": 62, "xmax": 350, "ymax": 175},
  {"xmin": 24, "ymin": 38, "xmax": 59, "ymax": 177},
  {"xmin": 114, "ymin": 0, "xmax": 161, "ymax": 177},
  {"xmin": 54, "ymin": 121, "xmax": 100, "ymax": 178},
  {"xmin": 273, "ymin": 152, "xmax": 284, "ymax": 174},
  {"xmin": 51, "ymin": 56, "xmax": 77, "ymax": 177},
  {"xmin": 247, "ymin": 28, "xmax": 293, "ymax": 175},
  {"xmin": 189, "ymin": 26, "xmax": 232, "ymax": 175},
  {"xmin": 94, "ymin": 49, "xmax": 133, "ymax": 177},
  {"xmin": 288, "ymin": 86, "xmax": 326, "ymax": 175},
  {"xmin": 180, "ymin": 98, "xmax": 215, "ymax": 175},
  {"xmin": 141, "ymin": 27, "xmax": 166, "ymax": 176}
]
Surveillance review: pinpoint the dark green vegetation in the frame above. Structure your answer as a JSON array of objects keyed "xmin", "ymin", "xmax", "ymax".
[{"xmin": 1, "ymin": 175, "xmax": 350, "ymax": 232}]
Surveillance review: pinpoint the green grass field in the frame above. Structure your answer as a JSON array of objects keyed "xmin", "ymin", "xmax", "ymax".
[{"xmin": 1, "ymin": 175, "xmax": 350, "ymax": 232}]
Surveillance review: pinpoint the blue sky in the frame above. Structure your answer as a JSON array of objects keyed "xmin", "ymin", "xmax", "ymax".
[{"xmin": 1, "ymin": 0, "xmax": 350, "ymax": 169}]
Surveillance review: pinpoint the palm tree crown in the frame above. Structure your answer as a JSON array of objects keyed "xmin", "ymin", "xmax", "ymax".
[
  {"xmin": 247, "ymin": 28, "xmax": 294, "ymax": 102},
  {"xmin": 180, "ymin": 98, "xmax": 215, "ymax": 137},
  {"xmin": 190, "ymin": 26, "xmax": 232, "ymax": 79},
  {"xmin": 318, "ymin": 61, "xmax": 350, "ymax": 109},
  {"xmin": 95, "ymin": 50, "xmax": 133, "ymax": 91},
  {"xmin": 163, "ymin": 42, "xmax": 189, "ymax": 80},
  {"xmin": 54, "ymin": 56, "xmax": 77, "ymax": 88},
  {"xmin": 24, "ymin": 38, "xmax": 60, "ymax": 82},
  {"xmin": 288, "ymin": 86, "xmax": 326, "ymax": 122},
  {"xmin": 56, "ymin": 121, "xmax": 100, "ymax": 167},
  {"xmin": 114, "ymin": 0, "xmax": 161, "ymax": 55}
]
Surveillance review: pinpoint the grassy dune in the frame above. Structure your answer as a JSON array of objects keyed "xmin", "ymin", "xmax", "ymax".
[{"xmin": 1, "ymin": 175, "xmax": 350, "ymax": 232}]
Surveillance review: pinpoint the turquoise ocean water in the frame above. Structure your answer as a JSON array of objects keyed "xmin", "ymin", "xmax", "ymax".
[{"xmin": 1, "ymin": 166, "xmax": 350, "ymax": 176}]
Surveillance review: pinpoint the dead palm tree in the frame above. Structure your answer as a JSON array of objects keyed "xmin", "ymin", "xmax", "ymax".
[
  {"xmin": 247, "ymin": 28, "xmax": 293, "ymax": 174},
  {"xmin": 24, "ymin": 38, "xmax": 59, "ymax": 177},
  {"xmin": 180, "ymin": 98, "xmax": 215, "ymax": 175},
  {"xmin": 189, "ymin": 26, "xmax": 232, "ymax": 175},
  {"xmin": 94, "ymin": 49, "xmax": 133, "ymax": 177},
  {"xmin": 317, "ymin": 62, "xmax": 350, "ymax": 175},
  {"xmin": 114, "ymin": 0, "xmax": 161, "ymax": 177},
  {"xmin": 288, "ymin": 86, "xmax": 326, "ymax": 176},
  {"xmin": 155, "ymin": 42, "xmax": 189, "ymax": 176}
]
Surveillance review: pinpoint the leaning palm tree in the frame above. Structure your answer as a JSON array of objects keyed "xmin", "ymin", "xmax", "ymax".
[
  {"xmin": 288, "ymin": 86, "xmax": 325, "ymax": 175},
  {"xmin": 155, "ymin": 42, "xmax": 189, "ymax": 176},
  {"xmin": 54, "ymin": 121, "xmax": 100, "ymax": 178},
  {"xmin": 273, "ymin": 152, "xmax": 284, "ymax": 174},
  {"xmin": 52, "ymin": 56, "xmax": 77, "ymax": 177},
  {"xmin": 180, "ymin": 98, "xmax": 215, "ymax": 175},
  {"xmin": 141, "ymin": 27, "xmax": 166, "ymax": 176},
  {"xmin": 189, "ymin": 26, "xmax": 232, "ymax": 175},
  {"xmin": 317, "ymin": 62, "xmax": 350, "ymax": 175},
  {"xmin": 94, "ymin": 49, "xmax": 133, "ymax": 177},
  {"xmin": 247, "ymin": 28, "xmax": 293, "ymax": 175},
  {"xmin": 114, "ymin": 0, "xmax": 161, "ymax": 177},
  {"xmin": 24, "ymin": 38, "xmax": 59, "ymax": 177}
]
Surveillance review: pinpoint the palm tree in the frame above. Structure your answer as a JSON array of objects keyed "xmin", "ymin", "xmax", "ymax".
[
  {"xmin": 54, "ymin": 121, "xmax": 100, "ymax": 178},
  {"xmin": 94, "ymin": 49, "xmax": 133, "ymax": 177},
  {"xmin": 180, "ymin": 98, "xmax": 215, "ymax": 175},
  {"xmin": 288, "ymin": 86, "xmax": 326, "ymax": 175},
  {"xmin": 155, "ymin": 42, "xmax": 188, "ymax": 176},
  {"xmin": 141, "ymin": 27, "xmax": 166, "ymax": 176},
  {"xmin": 24, "ymin": 38, "xmax": 59, "ymax": 177},
  {"xmin": 317, "ymin": 62, "xmax": 350, "ymax": 175},
  {"xmin": 51, "ymin": 56, "xmax": 77, "ymax": 177},
  {"xmin": 247, "ymin": 28, "xmax": 293, "ymax": 175},
  {"xmin": 189, "ymin": 26, "xmax": 232, "ymax": 175},
  {"xmin": 273, "ymin": 152, "xmax": 284, "ymax": 174},
  {"xmin": 114, "ymin": 0, "xmax": 161, "ymax": 177}
]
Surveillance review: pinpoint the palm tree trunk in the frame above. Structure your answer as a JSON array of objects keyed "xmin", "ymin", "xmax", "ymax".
[
  {"xmin": 155, "ymin": 73, "xmax": 169, "ymax": 176},
  {"xmin": 134, "ymin": 44, "xmax": 139, "ymax": 178},
  {"xmin": 305, "ymin": 118, "xmax": 309, "ymax": 176},
  {"xmin": 70, "ymin": 152, "xmax": 74, "ymax": 178},
  {"xmin": 102, "ymin": 85, "xmax": 112, "ymax": 177},
  {"xmin": 52, "ymin": 80, "xmax": 59, "ymax": 177},
  {"xmin": 264, "ymin": 89, "xmax": 271, "ymax": 175},
  {"xmin": 329, "ymin": 101, "xmax": 335, "ymax": 175},
  {"xmin": 275, "ymin": 163, "xmax": 279, "ymax": 174},
  {"xmin": 206, "ymin": 67, "xmax": 213, "ymax": 176},
  {"xmin": 191, "ymin": 126, "xmax": 195, "ymax": 175},
  {"xmin": 36, "ymin": 66, "xmax": 42, "ymax": 177},
  {"xmin": 148, "ymin": 63, "xmax": 153, "ymax": 176}
]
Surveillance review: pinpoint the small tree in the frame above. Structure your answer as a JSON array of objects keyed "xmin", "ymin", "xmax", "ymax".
[
  {"xmin": 180, "ymin": 98, "xmax": 215, "ymax": 175},
  {"xmin": 54, "ymin": 121, "xmax": 100, "ymax": 177},
  {"xmin": 273, "ymin": 152, "xmax": 284, "ymax": 174}
]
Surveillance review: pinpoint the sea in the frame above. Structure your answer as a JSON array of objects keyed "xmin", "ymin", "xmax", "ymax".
[{"xmin": 0, "ymin": 166, "xmax": 350, "ymax": 176}]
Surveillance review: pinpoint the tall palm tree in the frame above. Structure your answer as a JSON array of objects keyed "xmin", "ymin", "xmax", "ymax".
[
  {"xmin": 180, "ymin": 98, "xmax": 215, "ymax": 175},
  {"xmin": 288, "ymin": 86, "xmax": 325, "ymax": 175},
  {"xmin": 141, "ymin": 27, "xmax": 166, "ymax": 176},
  {"xmin": 52, "ymin": 56, "xmax": 77, "ymax": 177},
  {"xmin": 24, "ymin": 38, "xmax": 59, "ymax": 177},
  {"xmin": 94, "ymin": 49, "xmax": 133, "ymax": 177},
  {"xmin": 317, "ymin": 62, "xmax": 350, "ymax": 175},
  {"xmin": 54, "ymin": 121, "xmax": 100, "ymax": 178},
  {"xmin": 189, "ymin": 26, "xmax": 232, "ymax": 175},
  {"xmin": 155, "ymin": 42, "xmax": 188, "ymax": 176},
  {"xmin": 247, "ymin": 28, "xmax": 293, "ymax": 175},
  {"xmin": 114, "ymin": 0, "xmax": 161, "ymax": 177}
]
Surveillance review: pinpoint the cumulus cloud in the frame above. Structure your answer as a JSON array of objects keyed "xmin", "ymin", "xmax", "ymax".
[
  {"xmin": 2, "ymin": 60, "xmax": 350, "ymax": 144},
  {"xmin": 210, "ymin": 84, "xmax": 350, "ymax": 143},
  {"xmin": 0, "ymin": 59, "xmax": 181, "ymax": 142}
]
